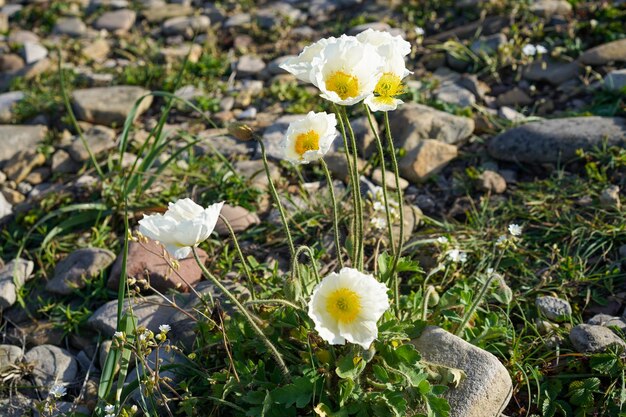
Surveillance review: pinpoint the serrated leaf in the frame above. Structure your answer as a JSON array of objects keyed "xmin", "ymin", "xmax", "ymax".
[
  {"xmin": 568, "ymin": 378, "xmax": 600, "ymax": 406},
  {"xmin": 271, "ymin": 376, "xmax": 314, "ymax": 408},
  {"xmin": 336, "ymin": 353, "xmax": 366, "ymax": 380}
]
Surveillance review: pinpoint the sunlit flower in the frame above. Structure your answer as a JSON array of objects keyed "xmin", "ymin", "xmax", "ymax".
[
  {"xmin": 139, "ymin": 198, "xmax": 224, "ymax": 259},
  {"xmin": 523, "ymin": 44, "xmax": 546, "ymax": 57},
  {"xmin": 415, "ymin": 26, "xmax": 425, "ymax": 36},
  {"xmin": 536, "ymin": 45, "xmax": 547, "ymax": 54},
  {"xmin": 446, "ymin": 249, "xmax": 467, "ymax": 263},
  {"xmin": 308, "ymin": 267, "xmax": 390, "ymax": 349},
  {"xmin": 436, "ymin": 236, "xmax": 448, "ymax": 244},
  {"xmin": 508, "ymin": 223, "xmax": 523, "ymax": 236},
  {"xmin": 279, "ymin": 36, "xmax": 336, "ymax": 83},
  {"xmin": 309, "ymin": 35, "xmax": 384, "ymax": 105},
  {"xmin": 357, "ymin": 29, "xmax": 412, "ymax": 112},
  {"xmin": 496, "ymin": 235, "xmax": 508, "ymax": 246},
  {"xmin": 105, "ymin": 405, "xmax": 115, "ymax": 413},
  {"xmin": 113, "ymin": 331, "xmax": 124, "ymax": 339},
  {"xmin": 159, "ymin": 324, "xmax": 171, "ymax": 333},
  {"xmin": 283, "ymin": 111, "xmax": 337, "ymax": 163},
  {"xmin": 49, "ymin": 385, "xmax": 66, "ymax": 399},
  {"xmin": 371, "ymin": 216, "xmax": 387, "ymax": 230}
]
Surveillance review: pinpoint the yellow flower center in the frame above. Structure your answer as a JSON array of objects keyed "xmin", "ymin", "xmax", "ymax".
[
  {"xmin": 294, "ymin": 130, "xmax": 320, "ymax": 157},
  {"xmin": 325, "ymin": 71, "xmax": 360, "ymax": 100},
  {"xmin": 326, "ymin": 288, "xmax": 362, "ymax": 323},
  {"xmin": 374, "ymin": 72, "xmax": 404, "ymax": 99}
]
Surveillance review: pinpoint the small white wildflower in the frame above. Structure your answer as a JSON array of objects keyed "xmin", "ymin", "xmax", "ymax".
[
  {"xmin": 159, "ymin": 324, "xmax": 171, "ymax": 333},
  {"xmin": 536, "ymin": 45, "xmax": 547, "ymax": 54},
  {"xmin": 436, "ymin": 236, "xmax": 448, "ymax": 244},
  {"xmin": 522, "ymin": 44, "xmax": 536, "ymax": 56},
  {"xmin": 371, "ymin": 216, "xmax": 387, "ymax": 230},
  {"xmin": 508, "ymin": 224, "xmax": 523, "ymax": 236},
  {"xmin": 415, "ymin": 26, "xmax": 425, "ymax": 36},
  {"xmin": 49, "ymin": 385, "xmax": 66, "ymax": 399},
  {"xmin": 447, "ymin": 249, "xmax": 467, "ymax": 263},
  {"xmin": 372, "ymin": 201, "xmax": 386, "ymax": 212},
  {"xmin": 496, "ymin": 235, "xmax": 508, "ymax": 245},
  {"xmin": 138, "ymin": 331, "xmax": 148, "ymax": 342},
  {"xmin": 105, "ymin": 414, "xmax": 115, "ymax": 417},
  {"xmin": 113, "ymin": 331, "xmax": 124, "ymax": 339},
  {"xmin": 486, "ymin": 267, "xmax": 495, "ymax": 276},
  {"xmin": 105, "ymin": 405, "xmax": 115, "ymax": 413}
]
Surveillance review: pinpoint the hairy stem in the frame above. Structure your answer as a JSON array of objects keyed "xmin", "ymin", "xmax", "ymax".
[
  {"xmin": 192, "ymin": 248, "xmax": 291, "ymax": 379},
  {"xmin": 321, "ymin": 158, "xmax": 344, "ymax": 269},
  {"xmin": 218, "ymin": 214, "xmax": 256, "ymax": 301}
]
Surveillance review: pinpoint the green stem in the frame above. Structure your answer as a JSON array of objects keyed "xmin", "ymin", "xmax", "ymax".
[
  {"xmin": 333, "ymin": 104, "xmax": 358, "ymax": 266},
  {"xmin": 192, "ymin": 248, "xmax": 291, "ymax": 379},
  {"xmin": 320, "ymin": 158, "xmax": 344, "ymax": 269},
  {"xmin": 291, "ymin": 245, "xmax": 321, "ymax": 285},
  {"xmin": 363, "ymin": 105, "xmax": 395, "ymax": 257},
  {"xmin": 384, "ymin": 111, "xmax": 404, "ymax": 313},
  {"xmin": 455, "ymin": 273, "xmax": 497, "ymax": 337},
  {"xmin": 258, "ymin": 139, "xmax": 296, "ymax": 260},
  {"xmin": 218, "ymin": 214, "xmax": 256, "ymax": 301},
  {"xmin": 340, "ymin": 107, "xmax": 364, "ymax": 270},
  {"xmin": 422, "ymin": 285, "xmax": 437, "ymax": 321},
  {"xmin": 244, "ymin": 299, "xmax": 303, "ymax": 311}
]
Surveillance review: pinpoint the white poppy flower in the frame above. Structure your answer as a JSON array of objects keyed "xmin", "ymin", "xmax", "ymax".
[
  {"xmin": 279, "ymin": 36, "xmax": 336, "ymax": 83},
  {"xmin": 309, "ymin": 35, "xmax": 384, "ymax": 106},
  {"xmin": 282, "ymin": 111, "xmax": 337, "ymax": 164},
  {"xmin": 357, "ymin": 29, "xmax": 412, "ymax": 112},
  {"xmin": 138, "ymin": 198, "xmax": 224, "ymax": 259},
  {"xmin": 308, "ymin": 267, "xmax": 390, "ymax": 349}
]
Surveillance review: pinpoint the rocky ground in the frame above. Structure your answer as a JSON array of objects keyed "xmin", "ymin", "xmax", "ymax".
[{"xmin": 0, "ymin": 0, "xmax": 625, "ymax": 416}]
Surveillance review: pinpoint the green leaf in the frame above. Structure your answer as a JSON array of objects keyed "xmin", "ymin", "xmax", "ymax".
[
  {"xmin": 568, "ymin": 378, "xmax": 600, "ymax": 406},
  {"xmin": 373, "ymin": 364, "xmax": 390, "ymax": 382},
  {"xmin": 393, "ymin": 344, "xmax": 421, "ymax": 366},
  {"xmin": 271, "ymin": 377, "xmax": 314, "ymax": 408},
  {"xmin": 425, "ymin": 393, "xmax": 450, "ymax": 417},
  {"xmin": 336, "ymin": 353, "xmax": 366, "ymax": 380}
]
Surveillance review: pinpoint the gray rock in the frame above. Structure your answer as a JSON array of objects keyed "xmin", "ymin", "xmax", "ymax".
[
  {"xmin": 72, "ymin": 86, "xmax": 153, "ymax": 126},
  {"xmin": 523, "ymin": 59, "xmax": 580, "ymax": 85},
  {"xmin": 399, "ymin": 139, "xmax": 458, "ymax": 183},
  {"xmin": 348, "ymin": 22, "xmax": 391, "ymax": 36},
  {"xmin": 0, "ymin": 344, "xmax": 22, "ymax": 371},
  {"xmin": 371, "ymin": 168, "xmax": 409, "ymax": 191},
  {"xmin": 580, "ymin": 39, "xmax": 626, "ymax": 66},
  {"xmin": 93, "ymin": 9, "xmax": 136, "ymax": 32},
  {"xmin": 569, "ymin": 324, "xmax": 626, "ymax": 353},
  {"xmin": 470, "ymin": 33, "xmax": 507, "ymax": 55},
  {"xmin": 529, "ymin": 0, "xmax": 572, "ymax": 17},
  {"xmin": 0, "ymin": 91, "xmax": 24, "ymax": 123},
  {"xmin": 0, "ymin": 125, "xmax": 47, "ymax": 163},
  {"xmin": 162, "ymin": 15, "xmax": 210, "ymax": 37},
  {"xmin": 24, "ymin": 345, "xmax": 78, "ymax": 393},
  {"xmin": 82, "ymin": 38, "xmax": 110, "ymax": 62},
  {"xmin": 488, "ymin": 117, "xmax": 626, "ymax": 163},
  {"xmin": 51, "ymin": 149, "xmax": 81, "ymax": 174},
  {"xmin": 599, "ymin": 185, "xmax": 621, "ymax": 210},
  {"xmin": 53, "ymin": 17, "xmax": 87, "ymax": 37},
  {"xmin": 195, "ymin": 129, "xmax": 252, "ymax": 157},
  {"xmin": 262, "ymin": 114, "xmax": 305, "ymax": 160},
  {"xmin": 0, "ymin": 53, "xmax": 25, "ymax": 72},
  {"xmin": 236, "ymin": 55, "xmax": 266, "ymax": 77},
  {"xmin": 224, "ymin": 13, "xmax": 250, "ymax": 28},
  {"xmin": 389, "ymin": 103, "xmax": 474, "ymax": 150},
  {"xmin": 604, "ymin": 69, "xmax": 626, "ymax": 92},
  {"xmin": 237, "ymin": 107, "xmax": 257, "ymax": 119},
  {"xmin": 0, "ymin": 259, "xmax": 34, "ymax": 309},
  {"xmin": 267, "ymin": 55, "xmax": 295, "ymax": 75},
  {"xmin": 45, "ymin": 248, "xmax": 116, "ymax": 295},
  {"xmin": 66, "ymin": 125, "xmax": 117, "ymax": 162},
  {"xmin": 351, "ymin": 115, "xmax": 379, "ymax": 158},
  {"xmin": 412, "ymin": 326, "xmax": 512, "ymax": 417},
  {"xmin": 498, "ymin": 106, "xmax": 526, "ymax": 122},
  {"xmin": 8, "ymin": 30, "xmax": 39, "ymax": 45},
  {"xmin": 141, "ymin": 3, "xmax": 193, "ymax": 23},
  {"xmin": 435, "ymin": 83, "xmax": 476, "ymax": 107},
  {"xmin": 323, "ymin": 152, "xmax": 366, "ymax": 184},
  {"xmin": 496, "ymin": 87, "xmax": 532, "ymax": 107},
  {"xmin": 588, "ymin": 314, "xmax": 626, "ymax": 333},
  {"xmin": 256, "ymin": 3, "xmax": 304, "ymax": 29},
  {"xmin": 87, "ymin": 294, "xmax": 184, "ymax": 337},
  {"xmin": 214, "ymin": 204, "xmax": 260, "ymax": 236},
  {"xmin": 477, "ymin": 170, "xmax": 506, "ymax": 193},
  {"xmin": 0, "ymin": 393, "xmax": 31, "ymax": 417},
  {"xmin": 233, "ymin": 159, "xmax": 280, "ymax": 192},
  {"xmin": 536, "ymin": 296, "xmax": 572, "ymax": 322}
]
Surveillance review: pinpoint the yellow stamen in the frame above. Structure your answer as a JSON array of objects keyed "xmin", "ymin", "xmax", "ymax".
[
  {"xmin": 325, "ymin": 71, "xmax": 360, "ymax": 100},
  {"xmin": 374, "ymin": 72, "xmax": 403, "ymax": 98},
  {"xmin": 294, "ymin": 130, "xmax": 320, "ymax": 157},
  {"xmin": 326, "ymin": 288, "xmax": 362, "ymax": 323}
]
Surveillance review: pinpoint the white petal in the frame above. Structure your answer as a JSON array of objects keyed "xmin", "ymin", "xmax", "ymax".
[{"xmin": 365, "ymin": 95, "xmax": 403, "ymax": 112}]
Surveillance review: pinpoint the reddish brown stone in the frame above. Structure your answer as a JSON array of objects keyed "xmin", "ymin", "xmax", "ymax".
[{"xmin": 107, "ymin": 239, "xmax": 208, "ymax": 293}]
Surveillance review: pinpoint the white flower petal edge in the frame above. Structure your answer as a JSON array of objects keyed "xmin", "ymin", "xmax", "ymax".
[
  {"xmin": 138, "ymin": 199, "xmax": 224, "ymax": 259},
  {"xmin": 364, "ymin": 95, "xmax": 404, "ymax": 112},
  {"xmin": 282, "ymin": 111, "xmax": 337, "ymax": 164},
  {"xmin": 308, "ymin": 267, "xmax": 390, "ymax": 349},
  {"xmin": 279, "ymin": 37, "xmax": 336, "ymax": 83},
  {"xmin": 356, "ymin": 28, "xmax": 411, "ymax": 57}
]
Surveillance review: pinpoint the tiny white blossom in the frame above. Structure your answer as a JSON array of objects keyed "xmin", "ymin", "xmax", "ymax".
[
  {"xmin": 113, "ymin": 331, "xmax": 124, "ymax": 339},
  {"xmin": 508, "ymin": 224, "xmax": 523, "ymax": 236},
  {"xmin": 105, "ymin": 405, "xmax": 115, "ymax": 413},
  {"xmin": 159, "ymin": 324, "xmax": 171, "ymax": 333},
  {"xmin": 138, "ymin": 331, "xmax": 148, "ymax": 341},
  {"xmin": 447, "ymin": 249, "xmax": 467, "ymax": 263},
  {"xmin": 436, "ymin": 236, "xmax": 448, "ymax": 244},
  {"xmin": 49, "ymin": 385, "xmax": 66, "ymax": 398},
  {"xmin": 522, "ymin": 44, "xmax": 536, "ymax": 56},
  {"xmin": 536, "ymin": 45, "xmax": 547, "ymax": 54},
  {"xmin": 371, "ymin": 216, "xmax": 387, "ymax": 230},
  {"xmin": 105, "ymin": 414, "xmax": 115, "ymax": 417},
  {"xmin": 415, "ymin": 26, "xmax": 425, "ymax": 36},
  {"xmin": 496, "ymin": 235, "xmax": 508, "ymax": 245},
  {"xmin": 373, "ymin": 201, "xmax": 386, "ymax": 212}
]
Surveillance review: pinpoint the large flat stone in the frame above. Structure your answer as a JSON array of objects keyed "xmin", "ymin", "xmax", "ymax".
[
  {"xmin": 0, "ymin": 125, "xmax": 47, "ymax": 162},
  {"xmin": 580, "ymin": 39, "xmax": 626, "ymax": 66},
  {"xmin": 72, "ymin": 86, "xmax": 153, "ymax": 126},
  {"xmin": 0, "ymin": 259, "xmax": 34, "ymax": 309},
  {"xmin": 412, "ymin": 326, "xmax": 512, "ymax": 417},
  {"xmin": 488, "ymin": 117, "xmax": 626, "ymax": 163},
  {"xmin": 23, "ymin": 345, "xmax": 78, "ymax": 394},
  {"xmin": 399, "ymin": 139, "xmax": 458, "ymax": 183},
  {"xmin": 389, "ymin": 103, "xmax": 474, "ymax": 150},
  {"xmin": 46, "ymin": 248, "xmax": 116, "ymax": 295}
]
